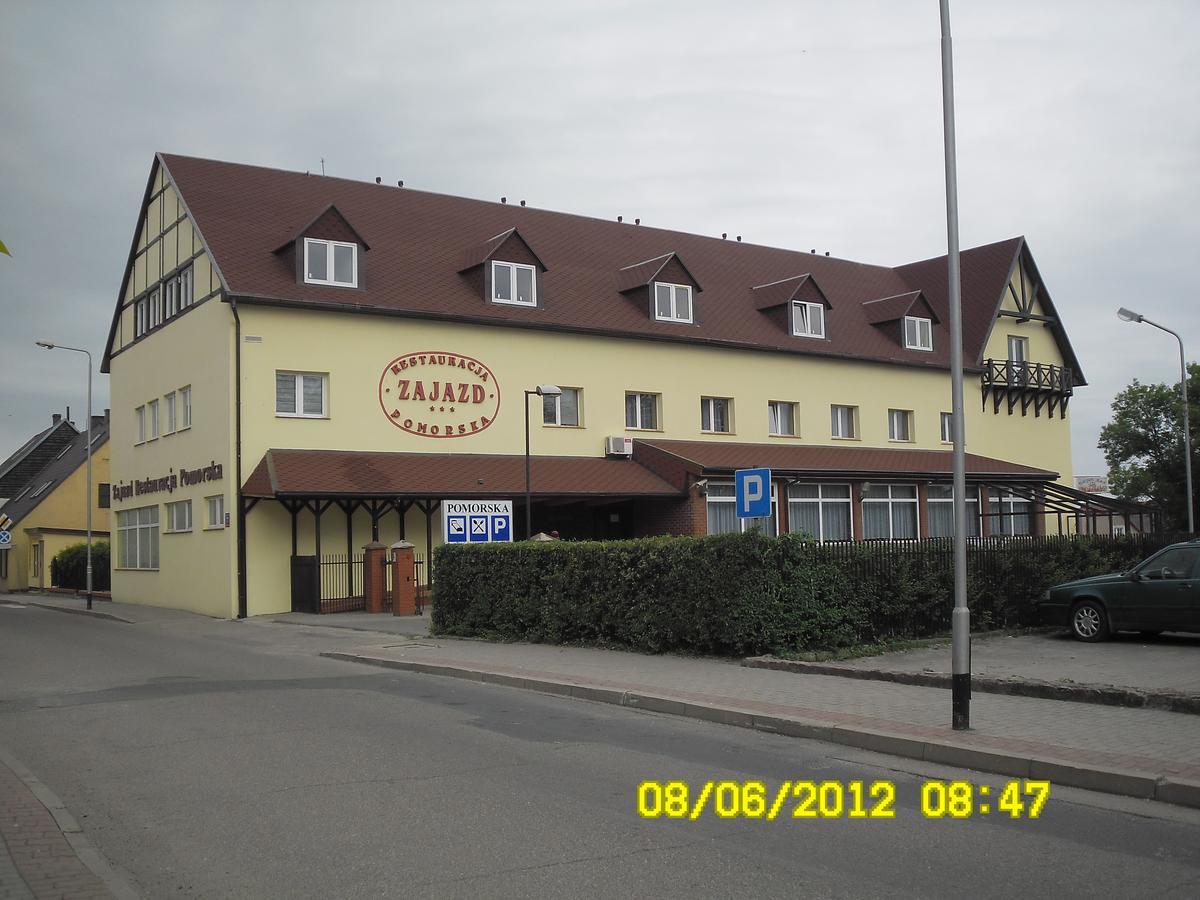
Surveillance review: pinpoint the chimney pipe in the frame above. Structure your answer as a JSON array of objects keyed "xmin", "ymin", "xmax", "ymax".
[{"xmin": 52, "ymin": 413, "xmax": 62, "ymax": 426}]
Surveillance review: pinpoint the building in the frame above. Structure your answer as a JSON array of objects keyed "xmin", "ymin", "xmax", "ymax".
[
  {"xmin": 103, "ymin": 153, "xmax": 1126, "ymax": 619},
  {"xmin": 0, "ymin": 413, "xmax": 111, "ymax": 592}
]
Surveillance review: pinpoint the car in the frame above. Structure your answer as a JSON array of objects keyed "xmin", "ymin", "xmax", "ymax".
[{"xmin": 1034, "ymin": 540, "xmax": 1200, "ymax": 642}]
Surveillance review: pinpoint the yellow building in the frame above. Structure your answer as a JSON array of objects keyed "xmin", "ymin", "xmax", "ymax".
[
  {"xmin": 0, "ymin": 414, "xmax": 111, "ymax": 592},
  {"xmin": 102, "ymin": 153, "xmax": 1126, "ymax": 619}
]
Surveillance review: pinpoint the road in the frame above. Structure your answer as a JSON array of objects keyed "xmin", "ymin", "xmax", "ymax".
[{"xmin": 1, "ymin": 604, "xmax": 1198, "ymax": 899}]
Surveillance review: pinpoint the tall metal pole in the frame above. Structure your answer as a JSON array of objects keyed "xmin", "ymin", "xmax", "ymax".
[
  {"xmin": 940, "ymin": 0, "xmax": 970, "ymax": 729},
  {"xmin": 84, "ymin": 350, "xmax": 93, "ymax": 611},
  {"xmin": 1142, "ymin": 318, "xmax": 1194, "ymax": 533},
  {"xmin": 524, "ymin": 390, "xmax": 533, "ymax": 539}
]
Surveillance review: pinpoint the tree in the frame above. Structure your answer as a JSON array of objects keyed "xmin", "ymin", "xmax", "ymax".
[{"xmin": 1098, "ymin": 362, "xmax": 1199, "ymax": 530}]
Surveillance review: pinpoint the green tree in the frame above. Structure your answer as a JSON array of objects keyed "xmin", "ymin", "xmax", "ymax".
[{"xmin": 1098, "ymin": 362, "xmax": 1198, "ymax": 530}]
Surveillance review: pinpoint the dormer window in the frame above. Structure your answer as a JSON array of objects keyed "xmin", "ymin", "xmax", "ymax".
[
  {"xmin": 492, "ymin": 260, "xmax": 537, "ymax": 306},
  {"xmin": 654, "ymin": 282, "xmax": 693, "ymax": 323},
  {"xmin": 903, "ymin": 315, "xmax": 933, "ymax": 351},
  {"xmin": 304, "ymin": 238, "xmax": 357, "ymax": 287},
  {"xmin": 792, "ymin": 301, "xmax": 826, "ymax": 339}
]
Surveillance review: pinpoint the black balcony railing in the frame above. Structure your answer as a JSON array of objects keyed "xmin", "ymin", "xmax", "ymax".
[{"xmin": 980, "ymin": 359, "xmax": 1072, "ymax": 418}]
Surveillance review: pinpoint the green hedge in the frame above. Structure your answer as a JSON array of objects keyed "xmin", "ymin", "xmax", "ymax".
[
  {"xmin": 431, "ymin": 532, "xmax": 1177, "ymax": 656},
  {"xmin": 50, "ymin": 541, "xmax": 111, "ymax": 591}
]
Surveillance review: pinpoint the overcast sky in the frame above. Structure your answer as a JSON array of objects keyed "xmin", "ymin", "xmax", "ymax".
[{"xmin": 2, "ymin": 0, "xmax": 1198, "ymax": 477}]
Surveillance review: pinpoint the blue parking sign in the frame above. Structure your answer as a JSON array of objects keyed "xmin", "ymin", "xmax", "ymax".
[
  {"xmin": 490, "ymin": 515, "xmax": 512, "ymax": 542},
  {"xmin": 735, "ymin": 468, "xmax": 772, "ymax": 519}
]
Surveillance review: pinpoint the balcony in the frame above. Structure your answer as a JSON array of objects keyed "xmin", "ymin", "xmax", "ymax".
[{"xmin": 980, "ymin": 359, "xmax": 1073, "ymax": 418}]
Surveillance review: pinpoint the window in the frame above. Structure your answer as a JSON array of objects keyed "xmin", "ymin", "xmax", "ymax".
[
  {"xmin": 862, "ymin": 484, "xmax": 919, "ymax": 540},
  {"xmin": 148, "ymin": 399, "xmax": 159, "ymax": 440},
  {"xmin": 768, "ymin": 401, "xmax": 797, "ymax": 437},
  {"xmin": 148, "ymin": 287, "xmax": 161, "ymax": 330},
  {"xmin": 276, "ymin": 372, "xmax": 328, "ymax": 418},
  {"xmin": 164, "ymin": 266, "xmax": 193, "ymax": 318},
  {"xmin": 940, "ymin": 412, "xmax": 953, "ymax": 444},
  {"xmin": 542, "ymin": 387, "xmax": 581, "ymax": 426},
  {"xmin": 165, "ymin": 499, "xmax": 192, "ymax": 533},
  {"xmin": 792, "ymin": 301, "xmax": 825, "ymax": 339},
  {"xmin": 989, "ymin": 492, "xmax": 1031, "ymax": 535},
  {"xmin": 98, "ymin": 483, "xmax": 111, "ymax": 509},
  {"xmin": 492, "ymin": 261, "xmax": 537, "ymax": 306},
  {"xmin": 831, "ymin": 404, "xmax": 857, "ymax": 439},
  {"xmin": 1137, "ymin": 547, "xmax": 1200, "ymax": 579},
  {"xmin": 1007, "ymin": 335, "xmax": 1029, "ymax": 363},
  {"xmin": 206, "ymin": 495, "xmax": 225, "ymax": 529},
  {"xmin": 164, "ymin": 392, "xmax": 176, "ymax": 435},
  {"xmin": 927, "ymin": 485, "xmax": 980, "ymax": 537},
  {"xmin": 179, "ymin": 385, "xmax": 192, "ymax": 429},
  {"xmin": 303, "ymin": 238, "xmax": 357, "ymax": 287},
  {"xmin": 134, "ymin": 296, "xmax": 149, "ymax": 337},
  {"xmin": 903, "ymin": 315, "xmax": 933, "ymax": 351},
  {"xmin": 625, "ymin": 392, "xmax": 659, "ymax": 430},
  {"xmin": 116, "ymin": 506, "xmax": 159, "ymax": 569},
  {"xmin": 888, "ymin": 409, "xmax": 913, "ymax": 442},
  {"xmin": 653, "ymin": 282, "xmax": 693, "ymax": 324},
  {"xmin": 706, "ymin": 481, "xmax": 778, "ymax": 535},
  {"xmin": 787, "ymin": 484, "xmax": 852, "ymax": 541},
  {"xmin": 135, "ymin": 406, "xmax": 146, "ymax": 444},
  {"xmin": 700, "ymin": 397, "xmax": 732, "ymax": 433}
]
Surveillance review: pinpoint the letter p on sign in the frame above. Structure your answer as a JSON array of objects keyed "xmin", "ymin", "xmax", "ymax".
[{"xmin": 735, "ymin": 468, "xmax": 772, "ymax": 519}]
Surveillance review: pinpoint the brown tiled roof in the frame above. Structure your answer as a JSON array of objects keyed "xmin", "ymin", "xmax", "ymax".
[
  {"xmin": 128, "ymin": 154, "xmax": 1082, "ymax": 381},
  {"xmin": 637, "ymin": 440, "xmax": 1057, "ymax": 481},
  {"xmin": 242, "ymin": 449, "xmax": 684, "ymax": 499},
  {"xmin": 861, "ymin": 291, "xmax": 938, "ymax": 325},
  {"xmin": 614, "ymin": 252, "xmax": 700, "ymax": 293},
  {"xmin": 457, "ymin": 227, "xmax": 546, "ymax": 273},
  {"xmin": 751, "ymin": 274, "xmax": 828, "ymax": 311}
]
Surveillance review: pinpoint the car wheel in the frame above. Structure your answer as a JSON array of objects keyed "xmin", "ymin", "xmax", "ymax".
[{"xmin": 1071, "ymin": 601, "xmax": 1110, "ymax": 642}]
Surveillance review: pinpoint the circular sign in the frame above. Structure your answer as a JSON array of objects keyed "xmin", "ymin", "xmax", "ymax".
[{"xmin": 378, "ymin": 352, "xmax": 501, "ymax": 438}]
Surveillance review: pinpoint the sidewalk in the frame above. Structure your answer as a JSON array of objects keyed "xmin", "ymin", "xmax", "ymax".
[{"xmin": 322, "ymin": 636, "xmax": 1200, "ymax": 809}]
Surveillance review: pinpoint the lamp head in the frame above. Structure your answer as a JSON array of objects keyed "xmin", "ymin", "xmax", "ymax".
[
  {"xmin": 1117, "ymin": 307, "xmax": 1143, "ymax": 323},
  {"xmin": 35, "ymin": 341, "xmax": 55, "ymax": 349},
  {"xmin": 535, "ymin": 384, "xmax": 562, "ymax": 397}
]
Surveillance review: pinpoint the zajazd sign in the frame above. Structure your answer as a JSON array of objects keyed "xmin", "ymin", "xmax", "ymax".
[{"xmin": 378, "ymin": 352, "xmax": 501, "ymax": 438}]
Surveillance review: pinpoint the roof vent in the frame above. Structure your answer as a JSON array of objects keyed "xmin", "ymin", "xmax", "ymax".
[
  {"xmin": 736, "ymin": 236, "xmax": 742, "ymax": 242},
  {"xmin": 501, "ymin": 196, "xmax": 507, "ymax": 204},
  {"xmin": 635, "ymin": 218, "xmax": 640, "ymax": 225},
  {"xmin": 824, "ymin": 251, "xmax": 830, "ymax": 256},
  {"xmin": 721, "ymin": 233, "xmax": 727, "ymax": 239},
  {"xmin": 52, "ymin": 413, "xmax": 61, "ymax": 425},
  {"xmin": 617, "ymin": 215, "xmax": 623, "ymax": 223},
  {"xmin": 520, "ymin": 199, "xmax": 526, "ymax": 207},
  {"xmin": 375, "ymin": 176, "xmax": 381, "ymax": 184},
  {"xmin": 397, "ymin": 180, "xmax": 404, "ymax": 187}
]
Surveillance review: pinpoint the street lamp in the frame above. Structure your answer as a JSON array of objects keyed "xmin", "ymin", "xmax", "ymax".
[
  {"xmin": 1117, "ymin": 308, "xmax": 1195, "ymax": 533},
  {"xmin": 35, "ymin": 341, "xmax": 95, "ymax": 609},
  {"xmin": 523, "ymin": 384, "xmax": 561, "ymax": 539}
]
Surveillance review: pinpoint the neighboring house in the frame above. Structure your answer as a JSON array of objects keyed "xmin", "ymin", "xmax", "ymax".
[
  {"xmin": 102, "ymin": 153, "xmax": 1127, "ymax": 619},
  {"xmin": 0, "ymin": 415, "xmax": 111, "ymax": 592},
  {"xmin": 0, "ymin": 413, "xmax": 78, "ymax": 504}
]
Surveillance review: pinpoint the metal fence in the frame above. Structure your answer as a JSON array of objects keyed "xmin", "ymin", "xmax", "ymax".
[{"xmin": 318, "ymin": 553, "xmax": 365, "ymax": 614}]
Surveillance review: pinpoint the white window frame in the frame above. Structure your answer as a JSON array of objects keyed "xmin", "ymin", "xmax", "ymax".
[
  {"xmin": 940, "ymin": 412, "xmax": 953, "ymax": 444},
  {"xmin": 768, "ymin": 400, "xmax": 797, "ymax": 437},
  {"xmin": 164, "ymin": 499, "xmax": 192, "ymax": 533},
  {"xmin": 148, "ymin": 399, "xmax": 159, "ymax": 440},
  {"xmin": 625, "ymin": 392, "xmax": 659, "ymax": 431},
  {"xmin": 903, "ymin": 315, "xmax": 933, "ymax": 351},
  {"xmin": 706, "ymin": 481, "xmax": 779, "ymax": 535},
  {"xmin": 275, "ymin": 371, "xmax": 329, "ymax": 419},
  {"xmin": 164, "ymin": 391, "xmax": 177, "ymax": 435},
  {"xmin": 116, "ymin": 506, "xmax": 160, "ymax": 570},
  {"xmin": 700, "ymin": 396, "xmax": 732, "ymax": 433},
  {"xmin": 652, "ymin": 282, "xmax": 693, "ymax": 324},
  {"xmin": 989, "ymin": 492, "xmax": 1033, "ymax": 536},
  {"xmin": 147, "ymin": 287, "xmax": 162, "ymax": 330},
  {"xmin": 791, "ymin": 301, "xmax": 825, "ymax": 339},
  {"xmin": 135, "ymin": 405, "xmax": 146, "ymax": 445},
  {"xmin": 303, "ymin": 238, "xmax": 358, "ymax": 288},
  {"xmin": 165, "ymin": 276, "xmax": 179, "ymax": 318},
  {"xmin": 491, "ymin": 260, "xmax": 538, "ymax": 307},
  {"xmin": 888, "ymin": 408, "xmax": 913, "ymax": 442},
  {"xmin": 928, "ymin": 485, "xmax": 981, "ymax": 538},
  {"xmin": 542, "ymin": 387, "xmax": 581, "ymax": 426},
  {"xmin": 206, "ymin": 495, "xmax": 225, "ymax": 530},
  {"xmin": 861, "ymin": 484, "xmax": 921, "ymax": 541},
  {"xmin": 831, "ymin": 404, "xmax": 857, "ymax": 439},
  {"xmin": 135, "ymin": 296, "xmax": 148, "ymax": 337},
  {"xmin": 179, "ymin": 385, "xmax": 192, "ymax": 430},
  {"xmin": 787, "ymin": 483, "xmax": 853, "ymax": 542},
  {"xmin": 1007, "ymin": 335, "xmax": 1029, "ymax": 363}
]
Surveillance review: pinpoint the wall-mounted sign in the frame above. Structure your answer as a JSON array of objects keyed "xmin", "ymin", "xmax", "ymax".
[
  {"xmin": 378, "ymin": 352, "xmax": 501, "ymax": 438},
  {"xmin": 443, "ymin": 500, "xmax": 513, "ymax": 543},
  {"xmin": 111, "ymin": 460, "xmax": 224, "ymax": 503}
]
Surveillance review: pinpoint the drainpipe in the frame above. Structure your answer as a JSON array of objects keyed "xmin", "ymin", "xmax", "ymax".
[{"xmin": 231, "ymin": 295, "xmax": 248, "ymax": 619}]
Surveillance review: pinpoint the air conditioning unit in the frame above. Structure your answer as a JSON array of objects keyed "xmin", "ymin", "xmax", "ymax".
[{"xmin": 605, "ymin": 436, "xmax": 633, "ymax": 457}]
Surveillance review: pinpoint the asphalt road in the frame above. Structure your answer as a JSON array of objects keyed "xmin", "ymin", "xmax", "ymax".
[{"xmin": 1, "ymin": 604, "xmax": 1199, "ymax": 899}]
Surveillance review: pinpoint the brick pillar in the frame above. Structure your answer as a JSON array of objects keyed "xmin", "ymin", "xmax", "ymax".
[
  {"xmin": 390, "ymin": 540, "xmax": 417, "ymax": 616},
  {"xmin": 362, "ymin": 541, "xmax": 387, "ymax": 613}
]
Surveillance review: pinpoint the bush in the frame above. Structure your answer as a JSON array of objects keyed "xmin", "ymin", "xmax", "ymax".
[
  {"xmin": 50, "ymin": 541, "xmax": 110, "ymax": 591},
  {"xmin": 432, "ymin": 532, "xmax": 1180, "ymax": 656}
]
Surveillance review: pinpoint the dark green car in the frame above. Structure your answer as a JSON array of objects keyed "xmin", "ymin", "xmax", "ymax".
[{"xmin": 1034, "ymin": 540, "xmax": 1200, "ymax": 641}]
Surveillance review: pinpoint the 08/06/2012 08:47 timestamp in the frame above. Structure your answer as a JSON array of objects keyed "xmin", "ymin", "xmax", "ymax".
[{"xmin": 636, "ymin": 780, "xmax": 1051, "ymax": 821}]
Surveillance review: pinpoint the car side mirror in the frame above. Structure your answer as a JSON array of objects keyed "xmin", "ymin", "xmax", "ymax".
[{"xmin": 1128, "ymin": 572, "xmax": 1143, "ymax": 582}]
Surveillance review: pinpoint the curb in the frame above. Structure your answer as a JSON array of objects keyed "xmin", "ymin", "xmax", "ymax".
[
  {"xmin": 741, "ymin": 656, "xmax": 1200, "ymax": 715},
  {"xmin": 0, "ymin": 746, "xmax": 140, "ymax": 899},
  {"xmin": 271, "ymin": 617, "xmax": 434, "ymax": 639},
  {"xmin": 23, "ymin": 602, "xmax": 133, "ymax": 624},
  {"xmin": 320, "ymin": 651, "xmax": 1200, "ymax": 811}
]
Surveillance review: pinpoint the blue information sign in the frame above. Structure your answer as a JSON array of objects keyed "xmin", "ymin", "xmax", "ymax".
[{"xmin": 734, "ymin": 468, "xmax": 772, "ymax": 519}]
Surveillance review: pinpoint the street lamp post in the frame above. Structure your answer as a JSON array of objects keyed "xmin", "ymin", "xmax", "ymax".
[
  {"xmin": 524, "ymin": 385, "xmax": 561, "ymax": 539},
  {"xmin": 1117, "ymin": 308, "xmax": 1195, "ymax": 533},
  {"xmin": 35, "ymin": 341, "xmax": 94, "ymax": 609}
]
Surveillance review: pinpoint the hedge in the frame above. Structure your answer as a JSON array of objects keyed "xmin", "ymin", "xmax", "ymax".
[
  {"xmin": 431, "ymin": 532, "xmax": 1180, "ymax": 656},
  {"xmin": 50, "ymin": 541, "xmax": 111, "ymax": 591}
]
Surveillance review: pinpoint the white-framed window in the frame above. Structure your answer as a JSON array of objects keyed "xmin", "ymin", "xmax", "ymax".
[
  {"xmin": 164, "ymin": 392, "xmax": 177, "ymax": 434},
  {"xmin": 164, "ymin": 266, "xmax": 193, "ymax": 318},
  {"xmin": 653, "ymin": 282, "xmax": 693, "ymax": 324},
  {"xmin": 116, "ymin": 506, "xmax": 159, "ymax": 570},
  {"xmin": 206, "ymin": 495, "xmax": 225, "ymax": 529},
  {"xmin": 706, "ymin": 481, "xmax": 778, "ymax": 535},
  {"xmin": 928, "ymin": 485, "xmax": 981, "ymax": 538},
  {"xmin": 180, "ymin": 385, "xmax": 192, "ymax": 429},
  {"xmin": 792, "ymin": 301, "xmax": 825, "ymax": 339},
  {"xmin": 862, "ymin": 484, "xmax": 919, "ymax": 540},
  {"xmin": 147, "ymin": 287, "xmax": 161, "ymax": 330},
  {"xmin": 940, "ymin": 412, "xmax": 953, "ymax": 444},
  {"xmin": 768, "ymin": 401, "xmax": 797, "ymax": 437},
  {"xmin": 165, "ymin": 499, "xmax": 192, "ymax": 533},
  {"xmin": 135, "ymin": 405, "xmax": 146, "ymax": 444},
  {"xmin": 276, "ymin": 372, "xmax": 328, "ymax": 418},
  {"xmin": 542, "ymin": 387, "xmax": 581, "ymax": 426},
  {"xmin": 700, "ymin": 397, "xmax": 732, "ymax": 433},
  {"xmin": 165, "ymin": 276, "xmax": 179, "ymax": 318},
  {"xmin": 831, "ymin": 404, "xmax": 857, "ymax": 439},
  {"xmin": 787, "ymin": 483, "xmax": 853, "ymax": 542},
  {"xmin": 989, "ymin": 492, "xmax": 1032, "ymax": 535},
  {"xmin": 888, "ymin": 408, "xmax": 913, "ymax": 442},
  {"xmin": 491, "ymin": 260, "xmax": 537, "ymax": 306},
  {"xmin": 134, "ymin": 296, "xmax": 149, "ymax": 337},
  {"xmin": 303, "ymin": 238, "xmax": 357, "ymax": 287},
  {"xmin": 1007, "ymin": 335, "xmax": 1029, "ymax": 363},
  {"xmin": 903, "ymin": 315, "xmax": 933, "ymax": 351},
  {"xmin": 625, "ymin": 392, "xmax": 659, "ymax": 430},
  {"xmin": 148, "ymin": 399, "xmax": 159, "ymax": 440}
]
